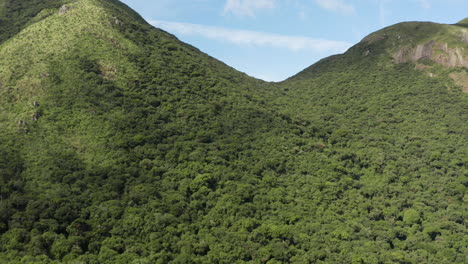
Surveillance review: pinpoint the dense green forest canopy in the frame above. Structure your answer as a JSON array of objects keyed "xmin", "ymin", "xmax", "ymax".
[{"xmin": 0, "ymin": 1, "xmax": 466, "ymax": 263}]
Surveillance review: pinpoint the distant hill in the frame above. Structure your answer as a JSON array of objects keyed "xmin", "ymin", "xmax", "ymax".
[
  {"xmin": 457, "ymin": 17, "xmax": 468, "ymax": 27},
  {"xmin": 0, "ymin": 1, "xmax": 466, "ymax": 263}
]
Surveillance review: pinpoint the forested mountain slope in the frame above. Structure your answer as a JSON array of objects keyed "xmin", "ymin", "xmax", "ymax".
[
  {"xmin": 0, "ymin": 1, "xmax": 466, "ymax": 263},
  {"xmin": 0, "ymin": 0, "xmax": 69, "ymax": 44}
]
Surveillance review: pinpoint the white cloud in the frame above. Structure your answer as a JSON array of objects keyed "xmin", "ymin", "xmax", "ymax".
[
  {"xmin": 314, "ymin": 0, "xmax": 355, "ymax": 14},
  {"xmin": 223, "ymin": 0, "xmax": 275, "ymax": 17},
  {"xmin": 150, "ymin": 20, "xmax": 351, "ymax": 53}
]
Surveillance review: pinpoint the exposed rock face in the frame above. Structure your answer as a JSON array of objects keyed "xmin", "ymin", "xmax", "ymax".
[
  {"xmin": 393, "ymin": 47, "xmax": 413, "ymax": 64},
  {"xmin": 432, "ymin": 44, "xmax": 467, "ymax": 68},
  {"xmin": 393, "ymin": 41, "xmax": 467, "ymax": 68},
  {"xmin": 413, "ymin": 41, "xmax": 434, "ymax": 61},
  {"xmin": 462, "ymin": 30, "xmax": 468, "ymax": 43}
]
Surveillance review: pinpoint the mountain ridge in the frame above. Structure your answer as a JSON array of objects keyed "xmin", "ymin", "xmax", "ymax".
[{"xmin": 288, "ymin": 20, "xmax": 467, "ymax": 82}]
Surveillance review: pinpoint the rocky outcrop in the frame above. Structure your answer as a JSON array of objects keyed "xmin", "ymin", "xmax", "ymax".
[
  {"xmin": 462, "ymin": 30, "xmax": 468, "ymax": 43},
  {"xmin": 413, "ymin": 41, "xmax": 434, "ymax": 61},
  {"xmin": 432, "ymin": 43, "xmax": 467, "ymax": 68},
  {"xmin": 393, "ymin": 41, "xmax": 467, "ymax": 68},
  {"xmin": 31, "ymin": 111, "xmax": 41, "ymax": 121},
  {"xmin": 58, "ymin": 5, "xmax": 72, "ymax": 15},
  {"xmin": 393, "ymin": 47, "xmax": 413, "ymax": 64}
]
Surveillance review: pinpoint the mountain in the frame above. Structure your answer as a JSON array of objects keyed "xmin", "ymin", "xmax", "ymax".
[
  {"xmin": 0, "ymin": 1, "xmax": 466, "ymax": 263},
  {"xmin": 457, "ymin": 18, "xmax": 468, "ymax": 27}
]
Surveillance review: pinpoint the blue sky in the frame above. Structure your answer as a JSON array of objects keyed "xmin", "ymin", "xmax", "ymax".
[{"xmin": 120, "ymin": 0, "xmax": 468, "ymax": 81}]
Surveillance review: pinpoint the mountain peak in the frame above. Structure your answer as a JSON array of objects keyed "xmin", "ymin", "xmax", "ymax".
[
  {"xmin": 289, "ymin": 20, "xmax": 467, "ymax": 83},
  {"xmin": 0, "ymin": 0, "xmax": 148, "ymax": 43},
  {"xmin": 354, "ymin": 21, "xmax": 467, "ymax": 68}
]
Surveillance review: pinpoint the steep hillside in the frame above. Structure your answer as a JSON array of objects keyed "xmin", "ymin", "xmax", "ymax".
[
  {"xmin": 0, "ymin": 1, "xmax": 467, "ymax": 263},
  {"xmin": 275, "ymin": 21, "xmax": 468, "ymax": 263}
]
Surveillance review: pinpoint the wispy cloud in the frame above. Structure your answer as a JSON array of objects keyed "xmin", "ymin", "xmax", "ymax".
[
  {"xmin": 314, "ymin": 0, "xmax": 355, "ymax": 14},
  {"xmin": 378, "ymin": 0, "xmax": 387, "ymax": 27},
  {"xmin": 223, "ymin": 0, "xmax": 275, "ymax": 17},
  {"xmin": 150, "ymin": 20, "xmax": 351, "ymax": 53}
]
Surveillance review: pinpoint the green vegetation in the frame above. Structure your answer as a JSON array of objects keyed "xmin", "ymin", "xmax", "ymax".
[
  {"xmin": 456, "ymin": 18, "xmax": 468, "ymax": 27},
  {"xmin": 0, "ymin": 0, "xmax": 467, "ymax": 263},
  {"xmin": 0, "ymin": 0, "xmax": 68, "ymax": 44}
]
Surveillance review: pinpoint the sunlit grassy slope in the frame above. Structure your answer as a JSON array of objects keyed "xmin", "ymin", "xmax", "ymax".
[{"xmin": 0, "ymin": 1, "xmax": 466, "ymax": 263}]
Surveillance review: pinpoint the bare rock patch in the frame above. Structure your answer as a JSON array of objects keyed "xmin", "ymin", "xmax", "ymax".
[
  {"xmin": 393, "ymin": 41, "xmax": 467, "ymax": 68},
  {"xmin": 58, "ymin": 5, "xmax": 72, "ymax": 15}
]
